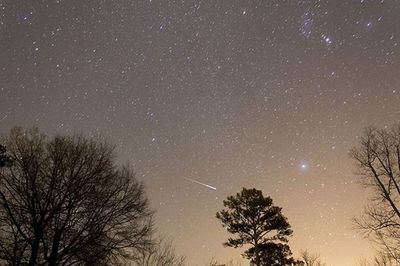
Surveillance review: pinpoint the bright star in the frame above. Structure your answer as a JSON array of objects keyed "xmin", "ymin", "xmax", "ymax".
[
  {"xmin": 300, "ymin": 163, "xmax": 309, "ymax": 171},
  {"xmin": 324, "ymin": 36, "xmax": 332, "ymax": 45}
]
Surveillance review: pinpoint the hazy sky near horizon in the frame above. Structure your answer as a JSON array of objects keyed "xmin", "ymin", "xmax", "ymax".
[{"xmin": 1, "ymin": 0, "xmax": 400, "ymax": 264}]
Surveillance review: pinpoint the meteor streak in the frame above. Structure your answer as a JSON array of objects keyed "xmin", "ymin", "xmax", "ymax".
[{"xmin": 184, "ymin": 177, "xmax": 217, "ymax": 190}]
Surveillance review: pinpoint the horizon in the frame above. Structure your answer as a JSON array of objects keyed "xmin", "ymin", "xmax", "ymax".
[{"xmin": 1, "ymin": 0, "xmax": 400, "ymax": 265}]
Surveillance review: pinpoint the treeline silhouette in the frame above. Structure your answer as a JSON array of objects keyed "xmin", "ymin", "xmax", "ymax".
[
  {"xmin": 0, "ymin": 128, "xmax": 183, "ymax": 266},
  {"xmin": 1, "ymin": 124, "xmax": 400, "ymax": 265}
]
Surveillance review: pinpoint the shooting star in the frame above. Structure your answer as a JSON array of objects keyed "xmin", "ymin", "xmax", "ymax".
[{"xmin": 184, "ymin": 177, "xmax": 217, "ymax": 190}]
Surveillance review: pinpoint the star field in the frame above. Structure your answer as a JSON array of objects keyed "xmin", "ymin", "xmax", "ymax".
[{"xmin": 1, "ymin": 0, "xmax": 400, "ymax": 265}]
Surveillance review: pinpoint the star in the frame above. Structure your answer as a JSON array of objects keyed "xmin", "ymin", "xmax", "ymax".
[
  {"xmin": 1, "ymin": 1, "xmax": 396, "ymax": 264},
  {"xmin": 300, "ymin": 163, "xmax": 309, "ymax": 171},
  {"xmin": 323, "ymin": 35, "xmax": 332, "ymax": 45}
]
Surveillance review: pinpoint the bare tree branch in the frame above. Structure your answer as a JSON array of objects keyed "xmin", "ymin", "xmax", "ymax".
[
  {"xmin": 351, "ymin": 124, "xmax": 400, "ymax": 261},
  {"xmin": 0, "ymin": 127, "xmax": 154, "ymax": 265}
]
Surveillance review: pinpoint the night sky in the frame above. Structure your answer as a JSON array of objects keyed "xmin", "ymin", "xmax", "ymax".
[{"xmin": 1, "ymin": 0, "xmax": 400, "ymax": 265}]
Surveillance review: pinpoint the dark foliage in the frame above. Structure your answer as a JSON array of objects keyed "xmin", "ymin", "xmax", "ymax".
[
  {"xmin": 216, "ymin": 187, "xmax": 293, "ymax": 266},
  {"xmin": 247, "ymin": 242, "xmax": 303, "ymax": 266}
]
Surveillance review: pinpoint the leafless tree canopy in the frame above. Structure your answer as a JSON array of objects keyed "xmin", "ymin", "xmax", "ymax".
[
  {"xmin": 350, "ymin": 123, "xmax": 400, "ymax": 262},
  {"xmin": 299, "ymin": 250, "xmax": 325, "ymax": 266},
  {"xmin": 359, "ymin": 252, "xmax": 397, "ymax": 266},
  {"xmin": 0, "ymin": 127, "xmax": 153, "ymax": 266},
  {"xmin": 133, "ymin": 236, "xmax": 186, "ymax": 266},
  {"xmin": 206, "ymin": 258, "xmax": 243, "ymax": 266}
]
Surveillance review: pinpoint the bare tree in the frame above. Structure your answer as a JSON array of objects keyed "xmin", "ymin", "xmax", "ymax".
[
  {"xmin": 133, "ymin": 236, "xmax": 186, "ymax": 266},
  {"xmin": 0, "ymin": 127, "xmax": 153, "ymax": 266},
  {"xmin": 206, "ymin": 258, "xmax": 243, "ymax": 266},
  {"xmin": 350, "ymin": 124, "xmax": 400, "ymax": 261},
  {"xmin": 299, "ymin": 249, "xmax": 325, "ymax": 266},
  {"xmin": 359, "ymin": 252, "xmax": 397, "ymax": 266},
  {"xmin": 0, "ymin": 144, "xmax": 11, "ymax": 168},
  {"xmin": 371, "ymin": 254, "xmax": 395, "ymax": 266}
]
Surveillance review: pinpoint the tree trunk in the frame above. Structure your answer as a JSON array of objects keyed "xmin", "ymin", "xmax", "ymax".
[
  {"xmin": 28, "ymin": 236, "xmax": 41, "ymax": 266},
  {"xmin": 254, "ymin": 242, "xmax": 260, "ymax": 266},
  {"xmin": 48, "ymin": 230, "xmax": 62, "ymax": 266}
]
